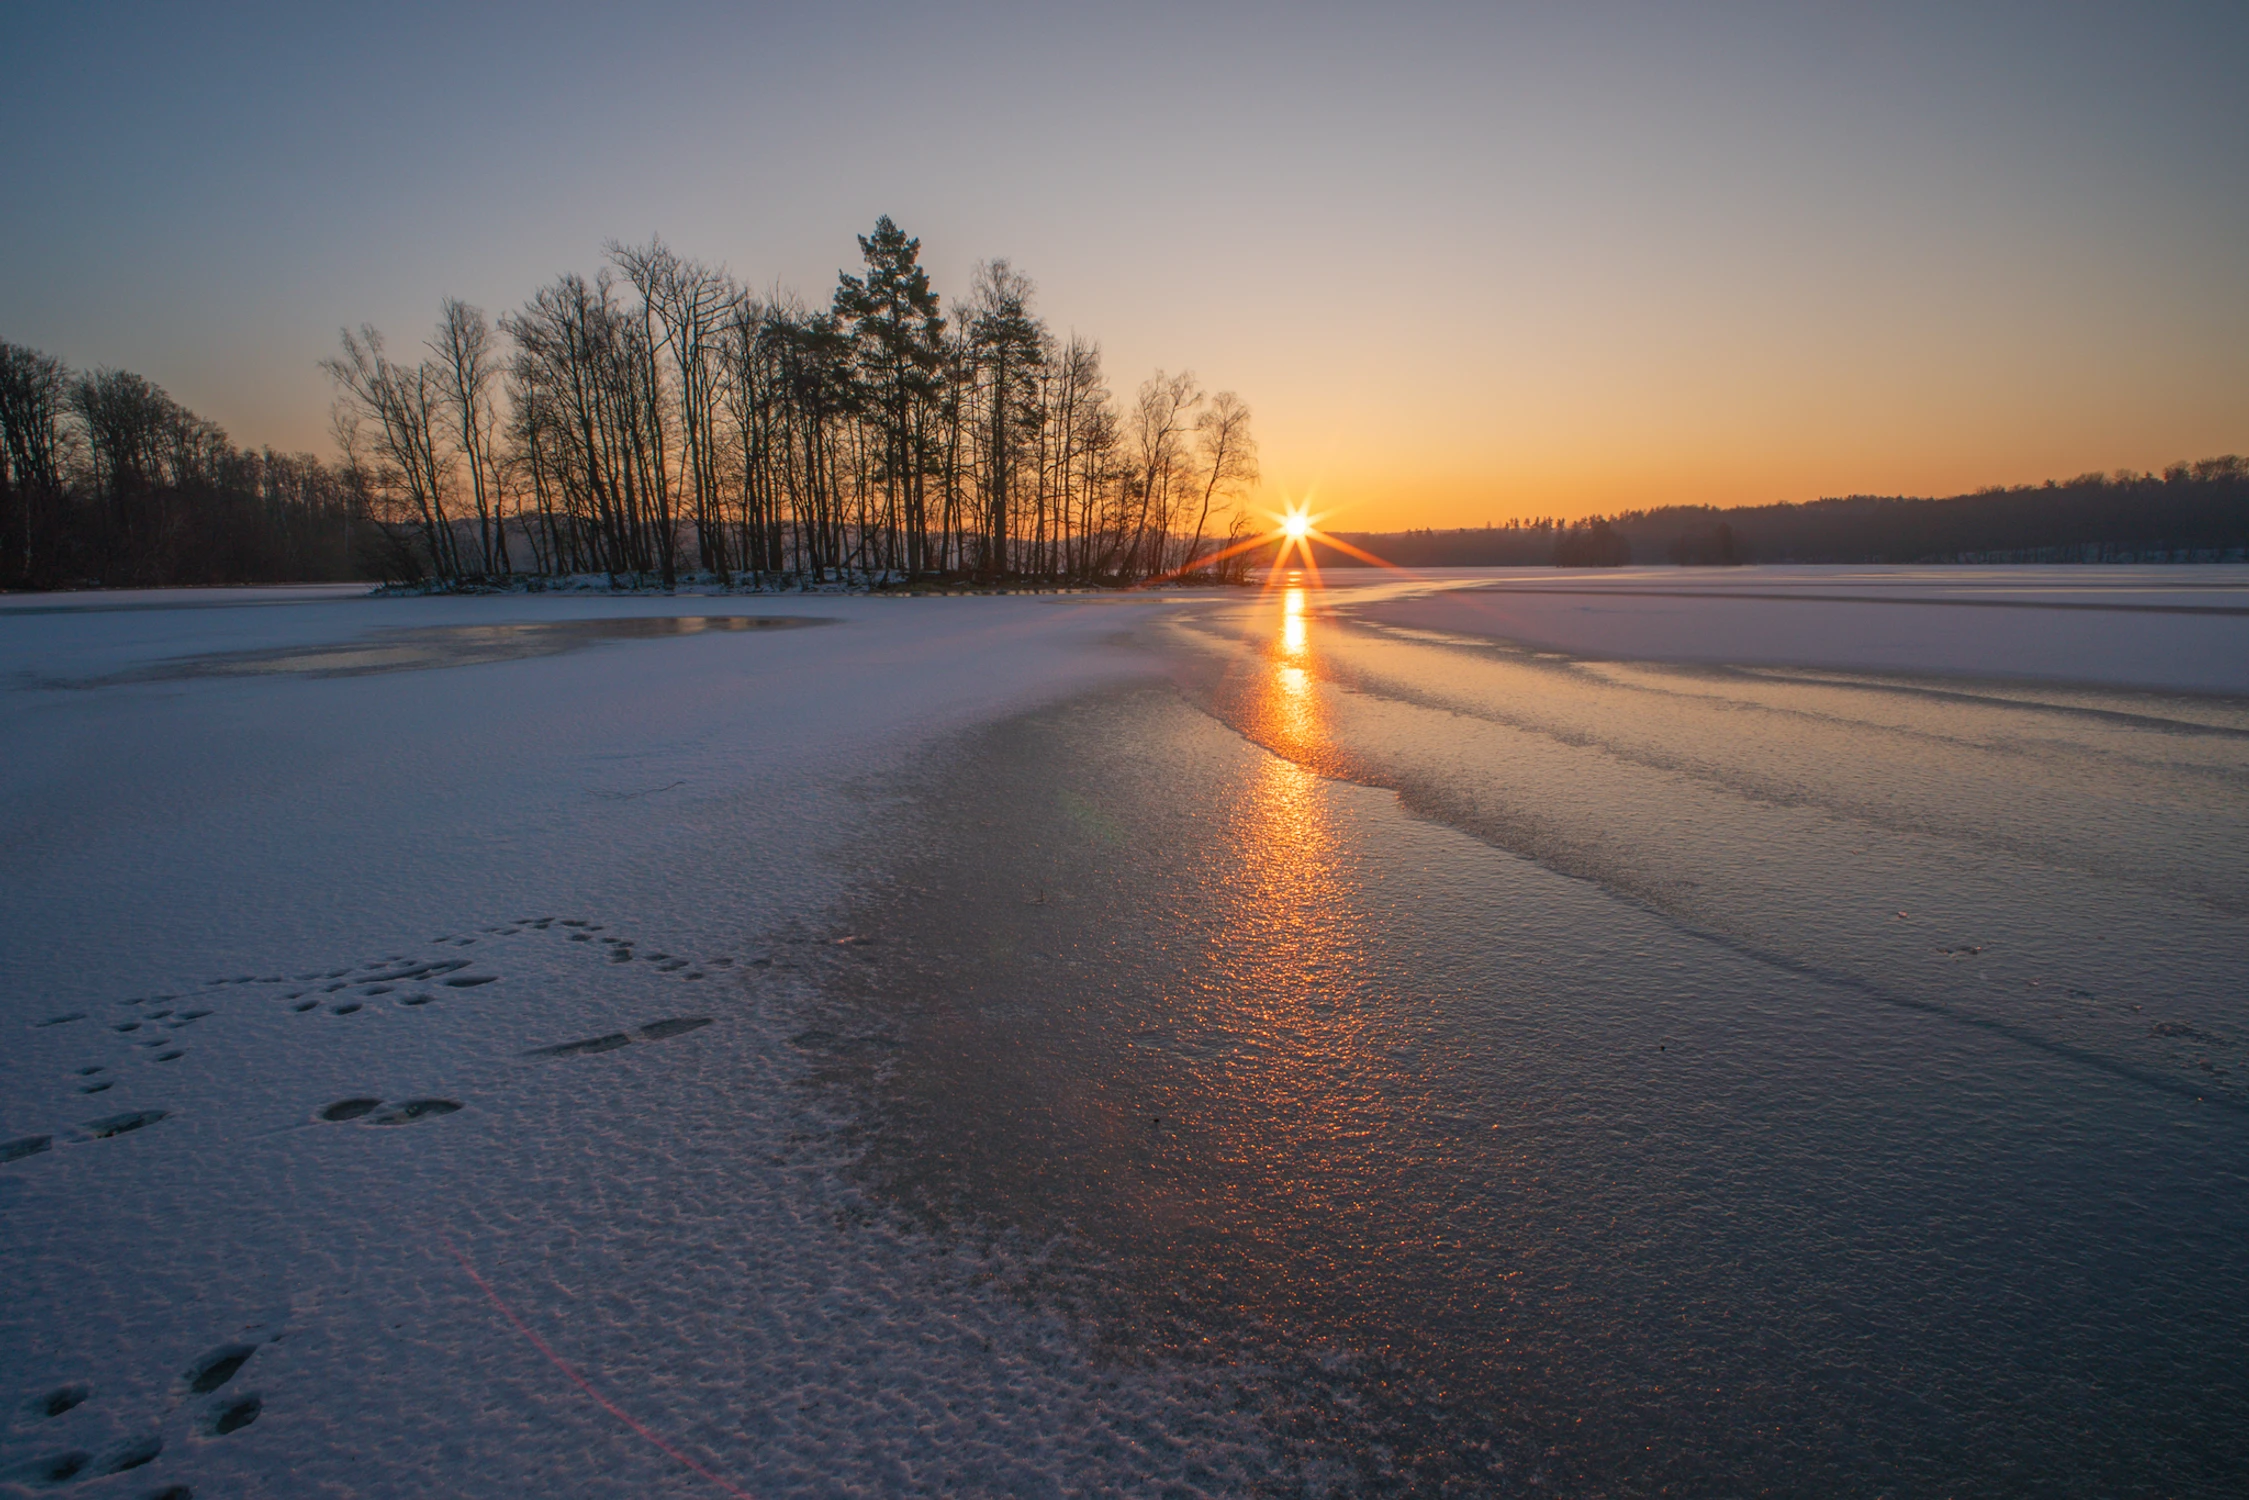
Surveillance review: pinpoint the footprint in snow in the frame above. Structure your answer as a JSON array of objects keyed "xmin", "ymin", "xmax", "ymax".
[
  {"xmin": 68, "ymin": 920, "xmax": 727, "ymax": 1104},
  {"xmin": 31, "ymin": 1383, "xmax": 91, "ymax": 1419},
  {"xmin": 93, "ymin": 1433, "xmax": 163, "ymax": 1473},
  {"xmin": 316, "ymin": 1097, "xmax": 461, "ymax": 1126},
  {"xmin": 83, "ymin": 1110, "xmax": 168, "ymax": 1141},
  {"xmin": 1, "ymin": 1449, "xmax": 94, "ymax": 1486},
  {"xmin": 183, "ymin": 1343, "xmax": 256, "ymax": 1395},
  {"xmin": 3, "ymin": 1111, "xmax": 168, "ymax": 1165},
  {"xmin": 529, "ymin": 1016, "xmax": 713, "ymax": 1059},
  {"xmin": 204, "ymin": 1394, "xmax": 261, "ymax": 1436},
  {"xmin": 2, "ymin": 1134, "xmax": 53, "ymax": 1163}
]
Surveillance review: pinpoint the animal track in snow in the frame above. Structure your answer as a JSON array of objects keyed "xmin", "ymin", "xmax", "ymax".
[
  {"xmin": 81, "ymin": 1110, "xmax": 166, "ymax": 1141},
  {"xmin": 41, "ymin": 915, "xmax": 741, "ymax": 1146},
  {"xmin": 95, "ymin": 1433, "xmax": 163, "ymax": 1474},
  {"xmin": 32, "ymin": 1384, "xmax": 90, "ymax": 1418},
  {"xmin": 528, "ymin": 1016, "xmax": 713, "ymax": 1060},
  {"xmin": 204, "ymin": 1394, "xmax": 260, "ymax": 1436},
  {"xmin": 315, "ymin": 1096, "xmax": 459, "ymax": 1126},
  {"xmin": 1, "ymin": 1449, "xmax": 91, "ymax": 1485},
  {"xmin": 1, "ymin": 1110, "xmax": 167, "ymax": 1170},
  {"xmin": 529, "ymin": 1033, "xmax": 634, "ymax": 1059},
  {"xmin": 2, "ymin": 1134, "xmax": 51, "ymax": 1163},
  {"xmin": 182, "ymin": 1344, "xmax": 255, "ymax": 1395},
  {"xmin": 367, "ymin": 1099, "xmax": 461, "ymax": 1126}
]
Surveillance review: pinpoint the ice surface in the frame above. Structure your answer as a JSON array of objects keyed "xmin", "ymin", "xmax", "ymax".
[
  {"xmin": 1348, "ymin": 563, "xmax": 2249, "ymax": 692},
  {"xmin": 827, "ymin": 571, "xmax": 2249, "ymax": 1492}
]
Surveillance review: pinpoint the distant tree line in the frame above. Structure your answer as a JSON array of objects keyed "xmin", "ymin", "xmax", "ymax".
[
  {"xmin": 325, "ymin": 220, "xmax": 1260, "ymax": 589},
  {"xmin": 0, "ymin": 344, "xmax": 381, "ymax": 588},
  {"xmin": 1313, "ymin": 459, "xmax": 2249, "ymax": 569}
]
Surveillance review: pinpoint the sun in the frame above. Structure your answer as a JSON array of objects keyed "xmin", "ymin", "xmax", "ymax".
[{"xmin": 1131, "ymin": 492, "xmax": 1402, "ymax": 588}]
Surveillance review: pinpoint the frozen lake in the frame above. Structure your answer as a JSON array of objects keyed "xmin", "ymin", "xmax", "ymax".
[{"xmin": 3, "ymin": 568, "xmax": 2245, "ymax": 1495}]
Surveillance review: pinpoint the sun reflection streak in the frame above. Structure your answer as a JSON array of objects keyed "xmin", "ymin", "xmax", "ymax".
[{"xmin": 1245, "ymin": 579, "xmax": 1331, "ymax": 772}]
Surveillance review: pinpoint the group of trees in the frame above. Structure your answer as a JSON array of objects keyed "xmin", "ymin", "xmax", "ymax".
[
  {"xmin": 1315, "ymin": 460, "xmax": 2249, "ymax": 569},
  {"xmin": 326, "ymin": 220, "xmax": 1261, "ymax": 588},
  {"xmin": 0, "ymin": 344, "xmax": 377, "ymax": 588},
  {"xmin": 3, "ymin": 217, "xmax": 1262, "ymax": 591}
]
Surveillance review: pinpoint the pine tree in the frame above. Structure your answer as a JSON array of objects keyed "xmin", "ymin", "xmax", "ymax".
[{"xmin": 834, "ymin": 216, "xmax": 947, "ymax": 576}]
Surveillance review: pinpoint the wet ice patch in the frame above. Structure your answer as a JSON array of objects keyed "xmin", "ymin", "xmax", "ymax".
[{"xmin": 56, "ymin": 614, "xmax": 835, "ymax": 686}]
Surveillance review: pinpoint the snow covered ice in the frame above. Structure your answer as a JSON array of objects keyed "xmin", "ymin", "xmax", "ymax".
[
  {"xmin": 4, "ymin": 568, "xmax": 2248, "ymax": 1495},
  {"xmin": 0, "ymin": 588, "xmax": 1279, "ymax": 1498}
]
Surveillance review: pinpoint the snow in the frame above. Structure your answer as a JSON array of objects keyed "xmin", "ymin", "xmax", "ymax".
[
  {"xmin": 0, "ymin": 588, "xmax": 1273, "ymax": 1499},
  {"xmin": 1336, "ymin": 564, "xmax": 2249, "ymax": 693}
]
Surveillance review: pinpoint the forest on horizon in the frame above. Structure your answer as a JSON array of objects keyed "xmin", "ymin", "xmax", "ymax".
[{"xmin": 1308, "ymin": 461, "xmax": 2249, "ymax": 570}]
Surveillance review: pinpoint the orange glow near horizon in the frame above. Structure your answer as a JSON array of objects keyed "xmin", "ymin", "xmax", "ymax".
[{"xmin": 1141, "ymin": 494, "xmax": 1408, "ymax": 588}]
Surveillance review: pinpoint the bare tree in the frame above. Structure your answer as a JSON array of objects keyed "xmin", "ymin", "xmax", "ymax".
[
  {"xmin": 964, "ymin": 260, "xmax": 1044, "ymax": 578},
  {"xmin": 323, "ymin": 326, "xmax": 460, "ymax": 578},
  {"xmin": 610, "ymin": 239, "xmax": 737, "ymax": 581},
  {"xmin": 1115, "ymin": 369, "xmax": 1201, "ymax": 579},
  {"xmin": 0, "ymin": 342, "xmax": 69, "ymax": 585},
  {"xmin": 1181, "ymin": 390, "xmax": 1258, "ymax": 576},
  {"xmin": 432, "ymin": 299, "xmax": 508, "ymax": 574}
]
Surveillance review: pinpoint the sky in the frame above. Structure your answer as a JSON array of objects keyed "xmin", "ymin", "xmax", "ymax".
[{"xmin": 4, "ymin": 1, "xmax": 2244, "ymax": 530}]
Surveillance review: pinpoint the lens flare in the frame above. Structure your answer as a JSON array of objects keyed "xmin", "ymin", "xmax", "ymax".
[{"xmin": 1127, "ymin": 492, "xmax": 1408, "ymax": 589}]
